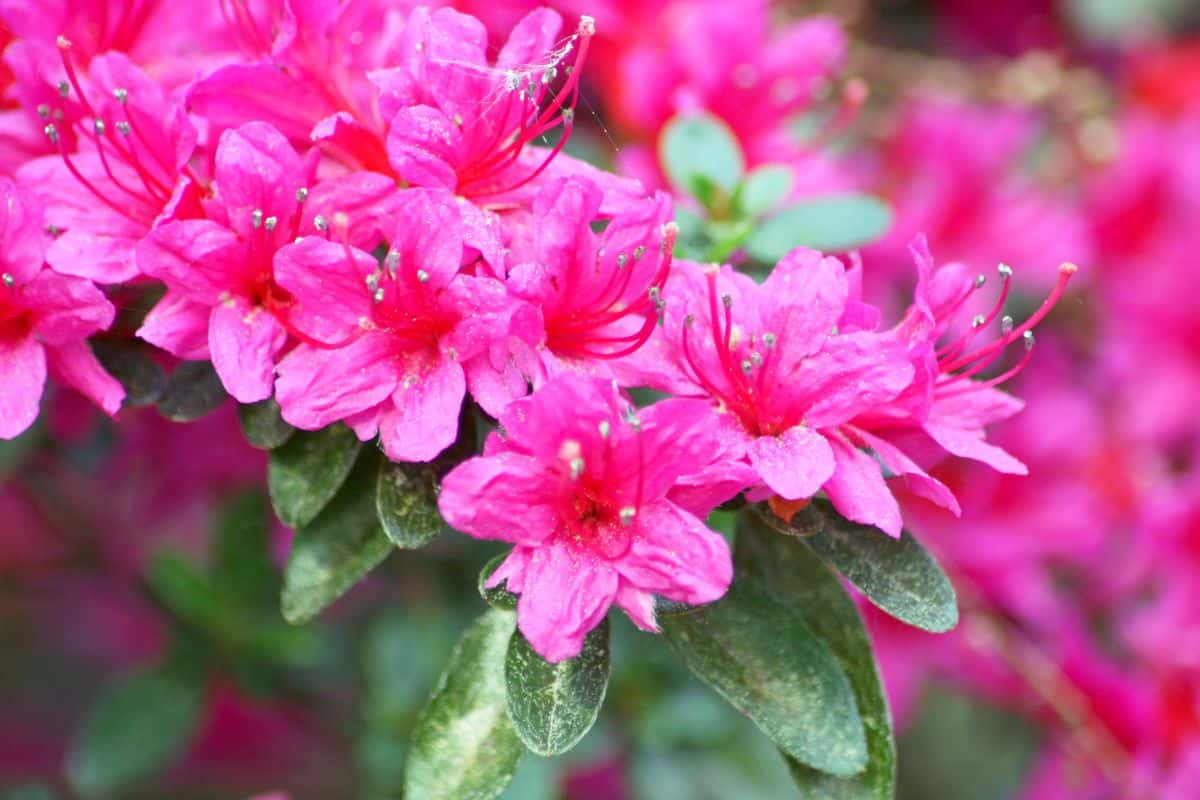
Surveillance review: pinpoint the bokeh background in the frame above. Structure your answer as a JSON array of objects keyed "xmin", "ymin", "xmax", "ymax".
[{"xmin": 4, "ymin": 0, "xmax": 1200, "ymax": 797}]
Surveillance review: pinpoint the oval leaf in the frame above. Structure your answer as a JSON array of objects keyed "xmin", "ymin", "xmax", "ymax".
[
  {"xmin": 157, "ymin": 360, "xmax": 227, "ymax": 422},
  {"xmin": 268, "ymin": 423, "xmax": 362, "ymax": 528},
  {"xmin": 661, "ymin": 578, "xmax": 868, "ymax": 776},
  {"xmin": 376, "ymin": 459, "xmax": 445, "ymax": 548},
  {"xmin": 745, "ymin": 194, "xmax": 893, "ymax": 261},
  {"xmin": 406, "ymin": 609, "xmax": 523, "ymax": 800},
  {"xmin": 92, "ymin": 339, "xmax": 166, "ymax": 407},
  {"xmin": 478, "ymin": 553, "xmax": 518, "ymax": 611},
  {"xmin": 65, "ymin": 668, "xmax": 204, "ymax": 798},
  {"xmin": 757, "ymin": 501, "xmax": 958, "ymax": 633},
  {"xmin": 738, "ymin": 164, "xmax": 794, "ymax": 218},
  {"xmin": 281, "ymin": 450, "xmax": 393, "ymax": 624},
  {"xmin": 660, "ymin": 112, "xmax": 745, "ymax": 198},
  {"xmin": 505, "ymin": 619, "xmax": 611, "ymax": 756},
  {"xmin": 737, "ymin": 515, "xmax": 895, "ymax": 800},
  {"xmin": 238, "ymin": 397, "xmax": 295, "ymax": 449}
]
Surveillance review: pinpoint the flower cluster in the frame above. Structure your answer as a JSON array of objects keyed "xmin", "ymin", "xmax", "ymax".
[{"xmin": 0, "ymin": 2, "xmax": 1075, "ymax": 665}]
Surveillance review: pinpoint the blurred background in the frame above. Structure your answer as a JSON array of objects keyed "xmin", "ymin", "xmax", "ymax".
[{"xmin": 4, "ymin": 0, "xmax": 1200, "ymax": 797}]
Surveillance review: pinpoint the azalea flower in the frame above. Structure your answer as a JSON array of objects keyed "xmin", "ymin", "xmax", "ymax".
[
  {"xmin": 629, "ymin": 249, "xmax": 915, "ymax": 535},
  {"xmin": 0, "ymin": 178, "xmax": 123, "ymax": 438},
  {"xmin": 273, "ymin": 187, "xmax": 510, "ymax": 462},
  {"xmin": 439, "ymin": 373, "xmax": 749, "ymax": 662},
  {"xmin": 135, "ymin": 121, "xmax": 316, "ymax": 403}
]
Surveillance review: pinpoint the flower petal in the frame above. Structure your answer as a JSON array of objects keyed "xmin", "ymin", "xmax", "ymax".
[
  {"xmin": 515, "ymin": 542, "xmax": 619, "ymax": 663},
  {"xmin": 746, "ymin": 424, "xmax": 835, "ymax": 500},
  {"xmin": 615, "ymin": 501, "xmax": 732, "ymax": 606},
  {"xmin": 824, "ymin": 436, "xmax": 903, "ymax": 538},
  {"xmin": 208, "ymin": 300, "xmax": 287, "ymax": 403},
  {"xmin": 378, "ymin": 358, "xmax": 465, "ymax": 462},
  {"xmin": 438, "ymin": 452, "xmax": 559, "ymax": 546},
  {"xmin": 0, "ymin": 333, "xmax": 46, "ymax": 439},
  {"xmin": 45, "ymin": 340, "xmax": 124, "ymax": 417},
  {"xmin": 275, "ymin": 334, "xmax": 400, "ymax": 431}
]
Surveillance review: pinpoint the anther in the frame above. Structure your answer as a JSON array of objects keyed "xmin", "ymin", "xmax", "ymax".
[
  {"xmin": 998, "ymin": 263, "xmax": 1013, "ymax": 278},
  {"xmin": 1000, "ymin": 315, "xmax": 1014, "ymax": 335},
  {"xmin": 721, "ymin": 293, "xmax": 733, "ymax": 309},
  {"xmin": 974, "ymin": 274, "xmax": 987, "ymax": 289},
  {"xmin": 569, "ymin": 457, "xmax": 585, "ymax": 479},
  {"xmin": 1023, "ymin": 330, "xmax": 1035, "ymax": 350},
  {"xmin": 373, "ymin": 287, "xmax": 385, "ymax": 303},
  {"xmin": 741, "ymin": 359, "xmax": 753, "ymax": 374},
  {"xmin": 971, "ymin": 314, "xmax": 986, "ymax": 328},
  {"xmin": 598, "ymin": 420, "xmax": 611, "ymax": 439},
  {"xmin": 44, "ymin": 124, "xmax": 59, "ymax": 145},
  {"xmin": 763, "ymin": 332, "xmax": 777, "ymax": 348},
  {"xmin": 313, "ymin": 214, "xmax": 329, "ymax": 232},
  {"xmin": 619, "ymin": 506, "xmax": 636, "ymax": 526},
  {"xmin": 1059, "ymin": 262, "xmax": 1079, "ymax": 275},
  {"xmin": 579, "ymin": 15, "xmax": 596, "ymax": 36},
  {"xmin": 541, "ymin": 67, "xmax": 558, "ymax": 84},
  {"xmin": 683, "ymin": 314, "xmax": 696, "ymax": 328},
  {"xmin": 385, "ymin": 251, "xmax": 400, "ymax": 271},
  {"xmin": 93, "ymin": 119, "xmax": 106, "ymax": 136},
  {"xmin": 561, "ymin": 107, "xmax": 575, "ymax": 124},
  {"xmin": 416, "ymin": 269, "xmax": 429, "ymax": 283},
  {"xmin": 2, "ymin": 272, "xmax": 14, "ymax": 288},
  {"xmin": 264, "ymin": 216, "xmax": 278, "ymax": 232},
  {"xmin": 616, "ymin": 253, "xmax": 628, "ymax": 269},
  {"xmin": 251, "ymin": 209, "xmax": 264, "ymax": 229},
  {"xmin": 623, "ymin": 407, "xmax": 641, "ymax": 429},
  {"xmin": 295, "ymin": 187, "xmax": 309, "ymax": 202},
  {"xmin": 56, "ymin": 81, "xmax": 70, "ymax": 98},
  {"xmin": 647, "ymin": 286, "xmax": 661, "ymax": 302},
  {"xmin": 115, "ymin": 121, "xmax": 131, "ymax": 136},
  {"xmin": 112, "ymin": 87, "xmax": 128, "ymax": 104},
  {"xmin": 751, "ymin": 352, "xmax": 763, "ymax": 367},
  {"xmin": 36, "ymin": 104, "xmax": 50, "ymax": 119},
  {"xmin": 633, "ymin": 245, "xmax": 646, "ymax": 260},
  {"xmin": 365, "ymin": 273, "xmax": 379, "ymax": 290}
]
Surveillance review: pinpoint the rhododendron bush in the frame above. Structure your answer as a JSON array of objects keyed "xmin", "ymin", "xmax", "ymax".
[{"xmin": 1, "ymin": 1, "xmax": 1196, "ymax": 798}]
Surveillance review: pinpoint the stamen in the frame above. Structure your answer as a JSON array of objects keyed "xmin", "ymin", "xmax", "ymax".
[
  {"xmin": 598, "ymin": 420, "xmax": 611, "ymax": 438},
  {"xmin": 313, "ymin": 214, "xmax": 328, "ymax": 232},
  {"xmin": 2, "ymin": 273, "xmax": 14, "ymax": 288},
  {"xmin": 569, "ymin": 456, "xmax": 585, "ymax": 479},
  {"xmin": 416, "ymin": 269, "xmax": 429, "ymax": 283},
  {"xmin": 264, "ymin": 216, "xmax": 278, "ymax": 232},
  {"xmin": 295, "ymin": 187, "xmax": 309, "ymax": 202},
  {"xmin": 619, "ymin": 506, "xmax": 636, "ymax": 526},
  {"xmin": 251, "ymin": 209, "xmax": 264, "ymax": 229}
]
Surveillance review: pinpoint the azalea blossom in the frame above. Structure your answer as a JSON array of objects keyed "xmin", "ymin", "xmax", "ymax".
[
  {"xmin": 0, "ymin": 178, "xmax": 123, "ymax": 438},
  {"xmin": 135, "ymin": 121, "xmax": 316, "ymax": 403},
  {"xmin": 439, "ymin": 373, "xmax": 750, "ymax": 662},
  {"xmin": 273, "ymin": 187, "xmax": 510, "ymax": 462}
]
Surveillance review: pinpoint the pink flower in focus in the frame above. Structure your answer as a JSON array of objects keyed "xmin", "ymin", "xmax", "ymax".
[
  {"xmin": 0, "ymin": 178, "xmax": 122, "ymax": 438},
  {"xmin": 15, "ymin": 47, "xmax": 201, "ymax": 283},
  {"xmin": 468, "ymin": 175, "xmax": 675, "ymax": 414},
  {"xmin": 274, "ymin": 187, "xmax": 509, "ymax": 462},
  {"xmin": 440, "ymin": 373, "xmax": 748, "ymax": 661},
  {"xmin": 135, "ymin": 121, "xmax": 317, "ymax": 403},
  {"xmin": 631, "ymin": 251, "xmax": 914, "ymax": 536}
]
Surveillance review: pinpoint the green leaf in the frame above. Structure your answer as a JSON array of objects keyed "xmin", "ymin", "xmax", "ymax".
[
  {"xmin": 736, "ymin": 516, "xmax": 895, "ymax": 800},
  {"xmin": 268, "ymin": 424, "xmax": 362, "ymax": 528},
  {"xmin": 406, "ymin": 609, "xmax": 523, "ymax": 800},
  {"xmin": 146, "ymin": 553, "xmax": 222, "ymax": 632},
  {"xmin": 156, "ymin": 360, "xmax": 227, "ymax": 422},
  {"xmin": 92, "ymin": 339, "xmax": 166, "ymax": 407},
  {"xmin": 65, "ymin": 667, "xmax": 205, "ymax": 798},
  {"xmin": 212, "ymin": 490, "xmax": 276, "ymax": 607},
  {"xmin": 505, "ymin": 619, "xmax": 611, "ymax": 756},
  {"xmin": 757, "ymin": 501, "xmax": 958, "ymax": 633},
  {"xmin": 281, "ymin": 450, "xmax": 393, "ymax": 624},
  {"xmin": 478, "ymin": 553, "xmax": 518, "ymax": 611},
  {"xmin": 661, "ymin": 578, "xmax": 867, "ymax": 776},
  {"xmin": 745, "ymin": 194, "xmax": 893, "ymax": 261},
  {"xmin": 0, "ymin": 423, "xmax": 40, "ymax": 478},
  {"xmin": 1, "ymin": 784, "xmax": 57, "ymax": 800},
  {"xmin": 238, "ymin": 397, "xmax": 295, "ymax": 449},
  {"xmin": 376, "ymin": 459, "xmax": 445, "ymax": 548},
  {"xmin": 737, "ymin": 165, "xmax": 794, "ymax": 218},
  {"xmin": 660, "ymin": 113, "xmax": 745, "ymax": 199}
]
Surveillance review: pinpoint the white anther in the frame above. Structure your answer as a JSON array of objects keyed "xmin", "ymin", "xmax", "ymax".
[
  {"xmin": 619, "ymin": 506, "xmax": 637, "ymax": 526},
  {"xmin": 1000, "ymin": 315, "xmax": 1014, "ymax": 335},
  {"xmin": 598, "ymin": 420, "xmax": 611, "ymax": 439},
  {"xmin": 251, "ymin": 209, "xmax": 264, "ymax": 229},
  {"xmin": 971, "ymin": 314, "xmax": 986, "ymax": 328},
  {"xmin": 113, "ymin": 87, "xmax": 128, "ymax": 104},
  {"xmin": 1023, "ymin": 330, "xmax": 1035, "ymax": 349},
  {"xmin": 295, "ymin": 187, "xmax": 309, "ymax": 202},
  {"xmin": 416, "ymin": 269, "xmax": 430, "ymax": 283},
  {"xmin": 264, "ymin": 216, "xmax": 278, "ymax": 232},
  {"xmin": 998, "ymin": 263, "xmax": 1013, "ymax": 278}
]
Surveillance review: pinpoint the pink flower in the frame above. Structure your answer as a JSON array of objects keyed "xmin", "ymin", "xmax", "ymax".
[
  {"xmin": 630, "ymin": 250, "xmax": 915, "ymax": 536},
  {"xmin": 135, "ymin": 121, "xmax": 316, "ymax": 403},
  {"xmin": 466, "ymin": 175, "xmax": 675, "ymax": 415},
  {"xmin": 439, "ymin": 373, "xmax": 748, "ymax": 662},
  {"xmin": 15, "ymin": 47, "xmax": 201, "ymax": 283},
  {"xmin": 273, "ymin": 187, "xmax": 510, "ymax": 462},
  {"xmin": 0, "ymin": 178, "xmax": 122, "ymax": 438}
]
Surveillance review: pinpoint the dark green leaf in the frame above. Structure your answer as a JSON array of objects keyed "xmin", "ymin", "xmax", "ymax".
[
  {"xmin": 505, "ymin": 619, "xmax": 610, "ymax": 756},
  {"xmin": 156, "ymin": 360, "xmax": 227, "ymax": 422},
  {"xmin": 662, "ymin": 578, "xmax": 867, "ymax": 776},
  {"xmin": 745, "ymin": 194, "xmax": 893, "ymax": 261},
  {"xmin": 757, "ymin": 501, "xmax": 958, "ymax": 633},
  {"xmin": 737, "ymin": 516, "xmax": 895, "ymax": 799},
  {"xmin": 65, "ymin": 667, "xmax": 204, "ymax": 798},
  {"xmin": 376, "ymin": 459, "xmax": 445, "ymax": 548},
  {"xmin": 238, "ymin": 397, "xmax": 294, "ymax": 449},
  {"xmin": 268, "ymin": 424, "xmax": 362, "ymax": 528},
  {"xmin": 92, "ymin": 340, "xmax": 165, "ymax": 407},
  {"xmin": 737, "ymin": 165, "xmax": 793, "ymax": 218},
  {"xmin": 660, "ymin": 113, "xmax": 745, "ymax": 198},
  {"xmin": 282, "ymin": 450, "xmax": 393, "ymax": 624},
  {"xmin": 406, "ymin": 609, "xmax": 523, "ymax": 800},
  {"xmin": 146, "ymin": 553, "xmax": 222, "ymax": 632},
  {"xmin": 478, "ymin": 553, "xmax": 518, "ymax": 611},
  {"xmin": 212, "ymin": 490, "xmax": 276, "ymax": 607},
  {"xmin": 1, "ymin": 784, "xmax": 57, "ymax": 800}
]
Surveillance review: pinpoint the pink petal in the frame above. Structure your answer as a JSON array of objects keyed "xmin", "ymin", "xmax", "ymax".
[
  {"xmin": 615, "ymin": 501, "xmax": 733, "ymax": 605},
  {"xmin": 23, "ymin": 270, "xmax": 115, "ymax": 345},
  {"xmin": 924, "ymin": 422, "xmax": 1028, "ymax": 476},
  {"xmin": 515, "ymin": 542, "xmax": 619, "ymax": 663},
  {"xmin": 746, "ymin": 424, "xmax": 835, "ymax": 500},
  {"xmin": 438, "ymin": 452, "xmax": 559, "ymax": 546},
  {"xmin": 385, "ymin": 106, "xmax": 461, "ymax": 191},
  {"xmin": 45, "ymin": 230, "xmax": 138, "ymax": 283},
  {"xmin": 760, "ymin": 249, "xmax": 848, "ymax": 361},
  {"xmin": 0, "ymin": 179, "xmax": 46, "ymax": 284},
  {"xmin": 0, "ymin": 333, "xmax": 46, "ymax": 439},
  {"xmin": 378, "ymin": 359, "xmax": 465, "ymax": 462},
  {"xmin": 188, "ymin": 63, "xmax": 331, "ymax": 146},
  {"xmin": 208, "ymin": 300, "xmax": 288, "ymax": 403},
  {"xmin": 137, "ymin": 292, "xmax": 212, "ymax": 361},
  {"xmin": 801, "ymin": 332, "xmax": 915, "ymax": 429},
  {"xmin": 275, "ymin": 334, "xmax": 401, "ymax": 430},
  {"xmin": 45, "ymin": 340, "xmax": 124, "ymax": 416},
  {"xmin": 387, "ymin": 189, "xmax": 464, "ymax": 286},
  {"xmin": 214, "ymin": 122, "xmax": 306, "ymax": 238},
  {"xmin": 304, "ymin": 171, "xmax": 403, "ymax": 251},
  {"xmin": 614, "ymin": 584, "xmax": 659, "ymax": 632},
  {"xmin": 824, "ymin": 436, "xmax": 903, "ymax": 538},
  {"xmin": 853, "ymin": 427, "xmax": 960, "ymax": 515},
  {"xmin": 273, "ymin": 237, "xmax": 375, "ymax": 345},
  {"xmin": 497, "ymin": 8, "xmax": 563, "ymax": 69},
  {"xmin": 135, "ymin": 220, "xmax": 242, "ymax": 301}
]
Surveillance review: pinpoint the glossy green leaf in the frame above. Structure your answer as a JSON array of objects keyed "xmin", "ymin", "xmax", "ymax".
[
  {"xmin": 737, "ymin": 516, "xmax": 895, "ymax": 799},
  {"xmin": 505, "ymin": 619, "xmax": 611, "ymax": 756},
  {"xmin": 757, "ymin": 501, "xmax": 958, "ymax": 633},
  {"xmin": 268, "ymin": 423, "xmax": 362, "ymax": 528},
  {"xmin": 406, "ymin": 609, "xmax": 523, "ymax": 800},
  {"xmin": 737, "ymin": 164, "xmax": 794, "ymax": 218},
  {"xmin": 65, "ymin": 668, "xmax": 204, "ymax": 798},
  {"xmin": 282, "ymin": 450, "xmax": 393, "ymax": 624},
  {"xmin": 238, "ymin": 397, "xmax": 295, "ymax": 449},
  {"xmin": 212, "ymin": 490, "xmax": 276, "ymax": 607},
  {"xmin": 745, "ymin": 194, "xmax": 893, "ymax": 261},
  {"xmin": 92, "ymin": 339, "xmax": 166, "ymax": 407},
  {"xmin": 662, "ymin": 578, "xmax": 867, "ymax": 776},
  {"xmin": 478, "ymin": 553, "xmax": 518, "ymax": 611},
  {"xmin": 376, "ymin": 459, "xmax": 445, "ymax": 548},
  {"xmin": 660, "ymin": 112, "xmax": 745, "ymax": 198},
  {"xmin": 156, "ymin": 360, "xmax": 227, "ymax": 422}
]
